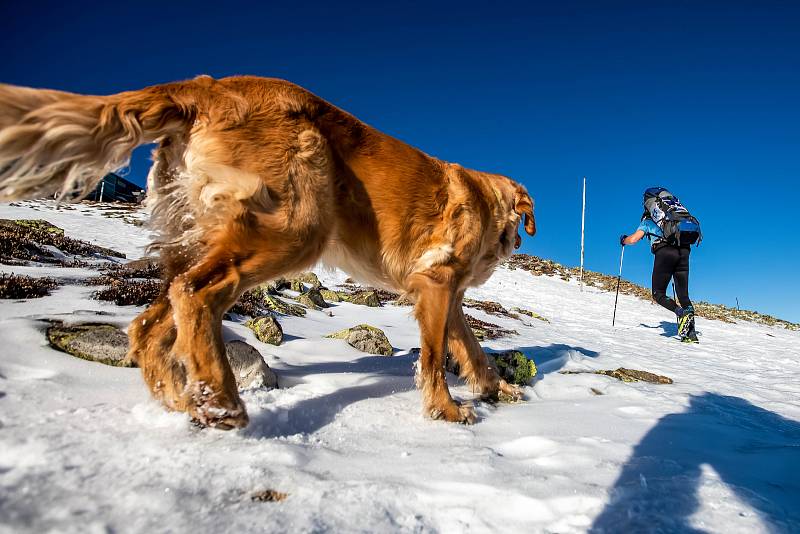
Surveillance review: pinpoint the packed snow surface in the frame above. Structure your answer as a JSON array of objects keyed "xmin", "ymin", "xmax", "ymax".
[{"xmin": 1, "ymin": 201, "xmax": 798, "ymax": 533}]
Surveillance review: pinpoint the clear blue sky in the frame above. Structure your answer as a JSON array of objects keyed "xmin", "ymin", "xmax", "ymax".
[{"xmin": 2, "ymin": 1, "xmax": 798, "ymax": 321}]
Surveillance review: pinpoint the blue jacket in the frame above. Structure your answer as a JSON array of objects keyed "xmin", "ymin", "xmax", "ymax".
[{"xmin": 637, "ymin": 218, "xmax": 663, "ymax": 246}]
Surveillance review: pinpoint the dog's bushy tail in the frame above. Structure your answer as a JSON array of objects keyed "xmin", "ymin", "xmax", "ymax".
[{"xmin": 0, "ymin": 81, "xmax": 198, "ymax": 200}]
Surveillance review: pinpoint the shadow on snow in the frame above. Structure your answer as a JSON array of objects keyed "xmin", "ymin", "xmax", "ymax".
[
  {"xmin": 639, "ymin": 321, "xmax": 680, "ymax": 338},
  {"xmin": 511, "ymin": 343, "xmax": 600, "ymax": 375},
  {"xmin": 242, "ymin": 353, "xmax": 417, "ymax": 439},
  {"xmin": 591, "ymin": 393, "xmax": 800, "ymax": 533},
  {"xmin": 242, "ymin": 343, "xmax": 600, "ymax": 438}
]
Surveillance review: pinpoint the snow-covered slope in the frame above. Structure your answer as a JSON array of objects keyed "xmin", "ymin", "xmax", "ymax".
[{"xmin": 1, "ymin": 201, "xmax": 798, "ymax": 533}]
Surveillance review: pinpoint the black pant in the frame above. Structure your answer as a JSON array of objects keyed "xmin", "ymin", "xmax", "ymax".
[{"xmin": 652, "ymin": 246, "xmax": 692, "ymax": 314}]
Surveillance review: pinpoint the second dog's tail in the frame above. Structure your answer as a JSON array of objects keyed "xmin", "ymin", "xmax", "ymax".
[{"xmin": 0, "ymin": 80, "xmax": 201, "ymax": 200}]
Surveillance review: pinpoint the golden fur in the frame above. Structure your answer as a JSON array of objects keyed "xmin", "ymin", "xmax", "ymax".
[{"xmin": 0, "ymin": 76, "xmax": 536, "ymax": 428}]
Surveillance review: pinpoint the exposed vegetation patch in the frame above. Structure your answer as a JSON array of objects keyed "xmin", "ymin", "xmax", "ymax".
[
  {"xmin": 0, "ymin": 273, "xmax": 60, "ymax": 299},
  {"xmin": 443, "ymin": 349, "xmax": 536, "ymax": 387},
  {"xmin": 229, "ymin": 290, "xmax": 267, "ymax": 317},
  {"xmin": 337, "ymin": 283, "xmax": 400, "ymax": 305},
  {"xmin": 511, "ymin": 307, "xmax": 550, "ymax": 323},
  {"xmin": 334, "ymin": 284, "xmax": 391, "ymax": 306},
  {"xmin": 504, "ymin": 254, "xmax": 574, "ymax": 280},
  {"xmin": 0, "ymin": 219, "xmax": 125, "ymax": 265},
  {"xmin": 491, "ymin": 350, "xmax": 538, "ymax": 386},
  {"xmin": 250, "ymin": 489, "xmax": 288, "ymax": 502},
  {"xmin": 92, "ymin": 279, "xmax": 163, "ymax": 307},
  {"xmin": 100, "ymin": 258, "xmax": 162, "ymax": 280},
  {"xmin": 463, "ymin": 298, "xmax": 518, "ymax": 319},
  {"xmin": 464, "ymin": 313, "xmax": 518, "ymax": 340},
  {"xmin": 692, "ymin": 301, "xmax": 799, "ymax": 330},
  {"xmin": 86, "ymin": 258, "xmax": 164, "ymax": 306},
  {"xmin": 560, "ymin": 367, "xmax": 673, "ymax": 384},
  {"xmin": 504, "ymin": 253, "xmax": 799, "ymax": 330}
]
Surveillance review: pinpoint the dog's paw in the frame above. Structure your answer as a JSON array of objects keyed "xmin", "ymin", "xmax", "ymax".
[
  {"xmin": 188, "ymin": 381, "xmax": 249, "ymax": 430},
  {"xmin": 429, "ymin": 400, "xmax": 477, "ymax": 425}
]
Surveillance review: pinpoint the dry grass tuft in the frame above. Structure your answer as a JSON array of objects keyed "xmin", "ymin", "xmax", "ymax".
[{"xmin": 0, "ymin": 273, "xmax": 60, "ymax": 299}]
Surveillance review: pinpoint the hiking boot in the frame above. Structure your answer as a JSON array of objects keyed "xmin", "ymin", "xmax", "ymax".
[
  {"xmin": 677, "ymin": 307, "xmax": 695, "ymax": 340},
  {"xmin": 682, "ymin": 331, "xmax": 699, "ymax": 343},
  {"xmin": 684, "ymin": 313, "xmax": 699, "ymax": 343}
]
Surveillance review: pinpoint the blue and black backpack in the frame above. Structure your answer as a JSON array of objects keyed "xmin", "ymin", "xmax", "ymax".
[{"xmin": 642, "ymin": 187, "xmax": 702, "ymax": 247}]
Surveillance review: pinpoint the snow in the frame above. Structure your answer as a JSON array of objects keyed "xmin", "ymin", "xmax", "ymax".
[{"xmin": 1, "ymin": 201, "xmax": 798, "ymax": 533}]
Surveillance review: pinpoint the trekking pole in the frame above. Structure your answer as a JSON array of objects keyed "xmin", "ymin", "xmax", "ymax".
[
  {"xmin": 579, "ymin": 176, "xmax": 586, "ymax": 291},
  {"xmin": 612, "ymin": 245, "xmax": 625, "ymax": 326}
]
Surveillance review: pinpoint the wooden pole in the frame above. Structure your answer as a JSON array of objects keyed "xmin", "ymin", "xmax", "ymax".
[{"xmin": 579, "ymin": 176, "xmax": 586, "ymax": 291}]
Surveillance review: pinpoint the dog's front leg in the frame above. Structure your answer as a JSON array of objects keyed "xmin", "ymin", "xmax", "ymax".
[
  {"xmin": 167, "ymin": 252, "xmax": 248, "ymax": 430},
  {"xmin": 447, "ymin": 301, "xmax": 523, "ymax": 403},
  {"xmin": 409, "ymin": 270, "xmax": 477, "ymax": 424}
]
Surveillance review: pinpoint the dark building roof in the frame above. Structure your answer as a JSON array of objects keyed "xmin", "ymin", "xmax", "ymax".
[{"xmin": 92, "ymin": 172, "xmax": 145, "ymax": 203}]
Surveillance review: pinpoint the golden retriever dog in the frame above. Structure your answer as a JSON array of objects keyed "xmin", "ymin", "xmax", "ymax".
[{"xmin": 0, "ymin": 76, "xmax": 535, "ymax": 429}]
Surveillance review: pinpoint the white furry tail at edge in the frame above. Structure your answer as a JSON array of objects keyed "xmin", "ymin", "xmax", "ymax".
[{"xmin": 0, "ymin": 82, "xmax": 192, "ymax": 201}]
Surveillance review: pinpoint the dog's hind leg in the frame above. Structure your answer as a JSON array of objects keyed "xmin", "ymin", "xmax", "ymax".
[
  {"xmin": 163, "ymin": 218, "xmax": 328, "ymax": 428},
  {"xmin": 128, "ymin": 294, "xmax": 188, "ymax": 410},
  {"xmin": 410, "ymin": 269, "xmax": 477, "ymax": 424},
  {"xmin": 446, "ymin": 299, "xmax": 522, "ymax": 402},
  {"xmin": 126, "ymin": 140, "xmax": 197, "ymax": 411}
]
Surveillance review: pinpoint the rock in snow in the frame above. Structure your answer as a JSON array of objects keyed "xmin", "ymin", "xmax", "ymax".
[
  {"xmin": 326, "ymin": 324, "xmax": 393, "ymax": 355},
  {"xmin": 260, "ymin": 294, "xmax": 307, "ymax": 317},
  {"xmin": 46, "ymin": 322, "xmax": 133, "ymax": 367},
  {"xmin": 341, "ymin": 290, "xmax": 381, "ymax": 307},
  {"xmin": 299, "ymin": 287, "xmax": 329, "ymax": 308},
  {"xmin": 246, "ymin": 314, "xmax": 284, "ymax": 346},
  {"xmin": 224, "ymin": 340, "xmax": 278, "ymax": 390}
]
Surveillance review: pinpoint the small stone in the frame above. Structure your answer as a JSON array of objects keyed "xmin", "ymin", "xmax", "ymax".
[
  {"xmin": 326, "ymin": 324, "xmax": 393, "ymax": 356},
  {"xmin": 224, "ymin": 340, "xmax": 278, "ymax": 390},
  {"xmin": 246, "ymin": 315, "xmax": 284, "ymax": 345},
  {"xmin": 46, "ymin": 322, "xmax": 133, "ymax": 367}
]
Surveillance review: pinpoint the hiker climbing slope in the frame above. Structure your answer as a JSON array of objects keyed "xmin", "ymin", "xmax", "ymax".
[{"xmin": 620, "ymin": 187, "xmax": 702, "ymax": 343}]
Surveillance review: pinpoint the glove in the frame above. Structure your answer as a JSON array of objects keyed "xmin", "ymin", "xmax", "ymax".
[{"xmin": 620, "ymin": 234, "xmax": 628, "ymax": 246}]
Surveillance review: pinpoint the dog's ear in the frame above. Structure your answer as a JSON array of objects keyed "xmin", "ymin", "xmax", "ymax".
[{"xmin": 514, "ymin": 188, "xmax": 536, "ymax": 236}]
